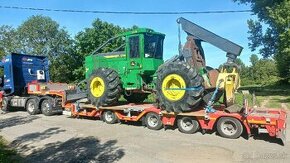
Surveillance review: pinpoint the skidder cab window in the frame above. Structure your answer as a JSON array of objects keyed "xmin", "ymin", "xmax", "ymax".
[
  {"xmin": 144, "ymin": 34, "xmax": 164, "ymax": 59},
  {"xmin": 129, "ymin": 36, "xmax": 140, "ymax": 58}
]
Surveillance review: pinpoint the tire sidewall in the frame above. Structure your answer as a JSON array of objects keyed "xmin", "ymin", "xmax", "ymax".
[
  {"xmin": 156, "ymin": 61, "xmax": 204, "ymax": 112},
  {"xmin": 1, "ymin": 97, "xmax": 9, "ymax": 112},
  {"xmin": 217, "ymin": 117, "xmax": 243, "ymax": 139},
  {"xmin": 88, "ymin": 68, "xmax": 121, "ymax": 106},
  {"xmin": 88, "ymin": 69, "xmax": 108, "ymax": 101},
  {"xmin": 145, "ymin": 112, "xmax": 163, "ymax": 130},
  {"xmin": 177, "ymin": 117, "xmax": 200, "ymax": 134},
  {"xmin": 103, "ymin": 110, "xmax": 117, "ymax": 124},
  {"xmin": 159, "ymin": 68, "xmax": 194, "ymax": 103},
  {"xmin": 26, "ymin": 98, "xmax": 40, "ymax": 115},
  {"xmin": 41, "ymin": 99, "xmax": 54, "ymax": 116}
]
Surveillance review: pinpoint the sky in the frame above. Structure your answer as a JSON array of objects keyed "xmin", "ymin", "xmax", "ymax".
[{"xmin": 0, "ymin": 0, "xmax": 256, "ymax": 68}]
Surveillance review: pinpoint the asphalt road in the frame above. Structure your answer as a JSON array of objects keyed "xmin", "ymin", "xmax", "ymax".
[{"xmin": 0, "ymin": 110, "xmax": 289, "ymax": 163}]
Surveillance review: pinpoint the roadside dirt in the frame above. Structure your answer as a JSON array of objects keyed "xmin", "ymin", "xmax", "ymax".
[{"xmin": 0, "ymin": 111, "xmax": 290, "ymax": 163}]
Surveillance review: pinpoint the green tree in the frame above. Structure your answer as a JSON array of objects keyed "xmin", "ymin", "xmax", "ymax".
[
  {"xmin": 17, "ymin": 15, "xmax": 72, "ymax": 57},
  {"xmin": 235, "ymin": 58, "xmax": 252, "ymax": 85},
  {"xmin": 252, "ymin": 59, "xmax": 279, "ymax": 84},
  {"xmin": 0, "ymin": 15, "xmax": 78, "ymax": 82},
  {"xmin": 250, "ymin": 54, "xmax": 258, "ymax": 66},
  {"xmin": 74, "ymin": 19, "xmax": 137, "ymax": 81},
  {"xmin": 234, "ymin": 56, "xmax": 279, "ymax": 86},
  {"xmin": 234, "ymin": 0, "xmax": 290, "ymax": 82},
  {"xmin": 0, "ymin": 25, "xmax": 19, "ymax": 57}
]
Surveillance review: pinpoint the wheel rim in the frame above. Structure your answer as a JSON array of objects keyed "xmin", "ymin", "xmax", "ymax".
[
  {"xmin": 180, "ymin": 118, "xmax": 194, "ymax": 131},
  {"xmin": 147, "ymin": 115, "xmax": 158, "ymax": 127},
  {"xmin": 42, "ymin": 101, "xmax": 50, "ymax": 112},
  {"xmin": 27, "ymin": 102, "xmax": 35, "ymax": 112},
  {"xmin": 162, "ymin": 74, "xmax": 186, "ymax": 101},
  {"xmin": 90, "ymin": 77, "xmax": 105, "ymax": 98},
  {"xmin": 105, "ymin": 112, "xmax": 114, "ymax": 122},
  {"xmin": 221, "ymin": 120, "xmax": 238, "ymax": 136}
]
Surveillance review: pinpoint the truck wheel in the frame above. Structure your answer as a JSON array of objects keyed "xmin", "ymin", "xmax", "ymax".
[
  {"xmin": 102, "ymin": 110, "xmax": 118, "ymax": 124},
  {"xmin": 217, "ymin": 117, "xmax": 243, "ymax": 139},
  {"xmin": 177, "ymin": 117, "xmax": 200, "ymax": 134},
  {"xmin": 1, "ymin": 97, "xmax": 9, "ymax": 112},
  {"xmin": 26, "ymin": 98, "xmax": 40, "ymax": 115},
  {"xmin": 145, "ymin": 112, "xmax": 163, "ymax": 130},
  {"xmin": 156, "ymin": 61, "xmax": 204, "ymax": 113},
  {"xmin": 88, "ymin": 68, "xmax": 121, "ymax": 106},
  {"xmin": 41, "ymin": 99, "xmax": 54, "ymax": 116},
  {"xmin": 123, "ymin": 93, "xmax": 148, "ymax": 103}
]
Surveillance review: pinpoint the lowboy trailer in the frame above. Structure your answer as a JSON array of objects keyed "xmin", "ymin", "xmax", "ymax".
[{"xmin": 62, "ymin": 99, "xmax": 287, "ymax": 145}]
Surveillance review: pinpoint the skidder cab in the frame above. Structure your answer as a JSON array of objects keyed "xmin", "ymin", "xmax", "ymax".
[{"xmin": 85, "ymin": 28, "xmax": 165, "ymax": 106}]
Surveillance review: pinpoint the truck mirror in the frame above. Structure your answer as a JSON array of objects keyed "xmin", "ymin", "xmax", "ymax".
[{"xmin": 37, "ymin": 70, "xmax": 45, "ymax": 80}]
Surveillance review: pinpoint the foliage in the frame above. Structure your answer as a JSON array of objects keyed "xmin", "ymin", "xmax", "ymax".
[
  {"xmin": 0, "ymin": 26, "xmax": 19, "ymax": 58},
  {"xmin": 74, "ymin": 19, "xmax": 138, "ymax": 81},
  {"xmin": 0, "ymin": 136, "xmax": 20, "ymax": 162},
  {"xmin": 236, "ymin": 54, "xmax": 279, "ymax": 86},
  {"xmin": 0, "ymin": 15, "xmax": 79, "ymax": 83},
  {"xmin": 233, "ymin": 0, "xmax": 290, "ymax": 82}
]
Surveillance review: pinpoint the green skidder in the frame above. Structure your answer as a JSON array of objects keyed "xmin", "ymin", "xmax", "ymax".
[{"xmin": 85, "ymin": 28, "xmax": 165, "ymax": 106}]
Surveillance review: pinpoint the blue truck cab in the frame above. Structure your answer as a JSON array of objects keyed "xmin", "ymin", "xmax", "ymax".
[
  {"xmin": 0, "ymin": 53, "xmax": 83, "ymax": 116},
  {"xmin": 0, "ymin": 53, "xmax": 50, "ymax": 96}
]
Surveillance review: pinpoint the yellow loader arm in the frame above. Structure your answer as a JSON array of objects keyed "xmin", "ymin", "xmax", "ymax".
[{"xmin": 216, "ymin": 67, "xmax": 240, "ymax": 106}]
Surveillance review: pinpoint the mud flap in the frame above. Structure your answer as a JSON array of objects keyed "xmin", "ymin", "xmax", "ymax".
[{"xmin": 277, "ymin": 128, "xmax": 286, "ymax": 145}]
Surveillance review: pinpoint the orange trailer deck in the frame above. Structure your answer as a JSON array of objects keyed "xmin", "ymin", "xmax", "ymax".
[{"xmin": 63, "ymin": 100, "xmax": 287, "ymax": 145}]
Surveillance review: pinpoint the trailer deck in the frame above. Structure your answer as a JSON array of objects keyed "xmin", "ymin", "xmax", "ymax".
[{"xmin": 62, "ymin": 100, "xmax": 287, "ymax": 145}]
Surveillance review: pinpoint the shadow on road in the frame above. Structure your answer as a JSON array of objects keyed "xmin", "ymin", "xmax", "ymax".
[
  {"xmin": 252, "ymin": 134, "xmax": 284, "ymax": 146},
  {"xmin": 10, "ymin": 128, "xmax": 125, "ymax": 162},
  {"xmin": 11, "ymin": 127, "xmax": 66, "ymax": 147},
  {"xmin": 22, "ymin": 137, "xmax": 124, "ymax": 163},
  {"xmin": 0, "ymin": 116, "xmax": 39, "ymax": 129}
]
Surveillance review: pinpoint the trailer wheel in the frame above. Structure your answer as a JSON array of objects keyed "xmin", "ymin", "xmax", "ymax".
[
  {"xmin": 103, "ymin": 110, "xmax": 118, "ymax": 124},
  {"xmin": 177, "ymin": 117, "xmax": 200, "ymax": 134},
  {"xmin": 26, "ymin": 98, "xmax": 40, "ymax": 115},
  {"xmin": 145, "ymin": 112, "xmax": 163, "ymax": 130},
  {"xmin": 1, "ymin": 97, "xmax": 9, "ymax": 112},
  {"xmin": 41, "ymin": 99, "xmax": 54, "ymax": 116},
  {"xmin": 217, "ymin": 117, "xmax": 243, "ymax": 139}
]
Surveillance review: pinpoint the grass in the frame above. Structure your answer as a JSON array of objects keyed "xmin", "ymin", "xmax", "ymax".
[
  {"xmin": 0, "ymin": 136, "xmax": 21, "ymax": 163},
  {"xmin": 237, "ymin": 83, "xmax": 290, "ymax": 109}
]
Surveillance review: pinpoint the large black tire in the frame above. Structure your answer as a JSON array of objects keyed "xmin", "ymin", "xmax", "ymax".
[
  {"xmin": 123, "ymin": 93, "xmax": 148, "ymax": 103},
  {"xmin": 88, "ymin": 68, "xmax": 121, "ymax": 107},
  {"xmin": 216, "ymin": 117, "xmax": 243, "ymax": 139},
  {"xmin": 41, "ymin": 99, "xmax": 54, "ymax": 116},
  {"xmin": 26, "ymin": 98, "xmax": 40, "ymax": 115},
  {"xmin": 156, "ymin": 61, "xmax": 204, "ymax": 113}
]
